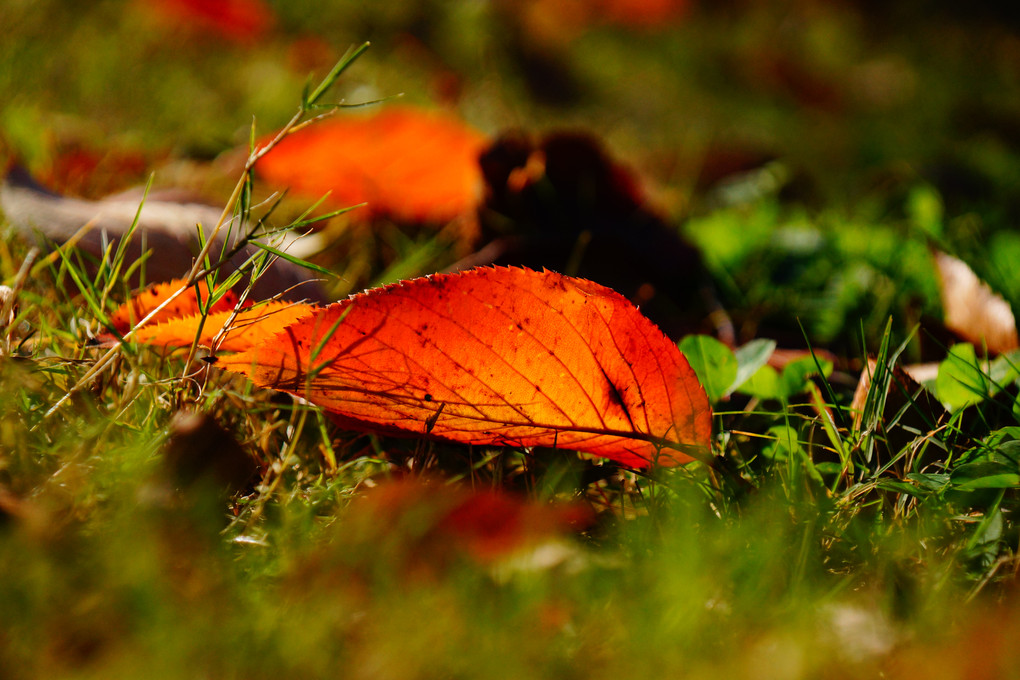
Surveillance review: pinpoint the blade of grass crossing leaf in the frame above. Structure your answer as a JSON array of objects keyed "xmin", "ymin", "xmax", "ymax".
[
  {"xmin": 858, "ymin": 319, "xmax": 895, "ymax": 464},
  {"xmin": 0, "ymin": 247, "xmax": 36, "ymax": 359},
  {"xmin": 193, "ymin": 222, "xmax": 215, "ymax": 311},
  {"xmin": 103, "ymin": 174, "xmax": 154, "ymax": 303},
  {"xmin": 937, "ymin": 344, "xmax": 991, "ymax": 410},
  {"xmin": 45, "ymin": 43, "xmax": 367, "ymax": 422},
  {"xmin": 24, "ymin": 217, "xmax": 98, "ymax": 284},
  {"xmin": 307, "ymin": 307, "xmax": 350, "ymax": 381},
  {"xmin": 304, "ymin": 42, "xmax": 370, "ymax": 110},
  {"xmin": 798, "ymin": 318, "xmax": 848, "ymax": 430},
  {"xmin": 866, "ymin": 322, "xmax": 917, "ymax": 468},
  {"xmin": 54, "ymin": 244, "xmax": 109, "ymax": 326},
  {"xmin": 805, "ymin": 381, "xmax": 850, "ymax": 488},
  {"xmin": 782, "ymin": 416, "xmax": 824, "ymax": 486},
  {"xmin": 250, "ymin": 241, "xmax": 336, "ymax": 279},
  {"xmin": 120, "ymin": 240, "xmax": 155, "ymax": 290},
  {"xmin": 989, "ymin": 351, "xmax": 1020, "ymax": 392},
  {"xmin": 370, "ymin": 234, "xmax": 449, "ymax": 289},
  {"xmin": 212, "ymin": 273, "xmax": 245, "ymax": 306},
  {"xmin": 315, "ymin": 409, "xmax": 338, "ymax": 473},
  {"xmin": 964, "ymin": 490, "xmax": 1005, "ymax": 552},
  {"xmin": 291, "ymin": 203, "xmax": 365, "ymax": 230}
]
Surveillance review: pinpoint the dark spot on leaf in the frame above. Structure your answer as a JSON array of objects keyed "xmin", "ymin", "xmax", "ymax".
[
  {"xmin": 424, "ymin": 393, "xmax": 433, "ymax": 402},
  {"xmin": 606, "ymin": 382, "xmax": 626, "ymax": 408}
]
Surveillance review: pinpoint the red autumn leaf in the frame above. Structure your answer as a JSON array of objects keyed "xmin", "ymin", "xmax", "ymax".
[
  {"xmin": 504, "ymin": 0, "xmax": 689, "ymax": 42},
  {"xmin": 215, "ymin": 267, "xmax": 712, "ymax": 468},
  {"xmin": 131, "ymin": 301, "xmax": 318, "ymax": 352},
  {"xmin": 354, "ymin": 477, "xmax": 594, "ymax": 564},
  {"xmin": 594, "ymin": 0, "xmax": 690, "ymax": 27},
  {"xmin": 108, "ymin": 279, "xmax": 238, "ymax": 336},
  {"xmin": 138, "ymin": 0, "xmax": 275, "ymax": 43},
  {"xmin": 438, "ymin": 488, "xmax": 593, "ymax": 561},
  {"xmin": 255, "ymin": 108, "xmax": 487, "ymax": 224}
]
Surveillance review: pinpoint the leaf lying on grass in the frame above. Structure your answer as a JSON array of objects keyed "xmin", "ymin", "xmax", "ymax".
[
  {"xmin": 935, "ymin": 343, "xmax": 1020, "ymax": 411},
  {"xmin": 130, "ymin": 301, "xmax": 318, "ymax": 352},
  {"xmin": 934, "ymin": 250, "xmax": 1018, "ymax": 355},
  {"xmin": 102, "ymin": 278, "xmax": 316, "ymax": 350},
  {"xmin": 212, "ymin": 266, "xmax": 713, "ymax": 468},
  {"xmin": 108, "ymin": 278, "xmax": 238, "ymax": 335}
]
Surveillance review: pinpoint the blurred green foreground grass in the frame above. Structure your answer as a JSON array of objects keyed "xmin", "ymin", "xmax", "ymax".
[{"xmin": 3, "ymin": 1, "xmax": 1020, "ymax": 678}]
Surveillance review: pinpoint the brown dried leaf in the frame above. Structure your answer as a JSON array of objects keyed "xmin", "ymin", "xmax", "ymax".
[{"xmin": 935, "ymin": 251, "xmax": 1018, "ymax": 354}]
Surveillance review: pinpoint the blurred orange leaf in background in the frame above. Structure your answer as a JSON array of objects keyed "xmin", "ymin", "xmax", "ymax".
[
  {"xmin": 508, "ymin": 0, "xmax": 691, "ymax": 43},
  {"xmin": 255, "ymin": 107, "xmax": 488, "ymax": 224},
  {"xmin": 354, "ymin": 477, "xmax": 594, "ymax": 564},
  {"xmin": 138, "ymin": 0, "xmax": 276, "ymax": 43},
  {"xmin": 215, "ymin": 266, "xmax": 712, "ymax": 468}
]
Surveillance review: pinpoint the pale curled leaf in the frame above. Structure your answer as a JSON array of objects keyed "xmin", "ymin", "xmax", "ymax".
[
  {"xmin": 216, "ymin": 267, "xmax": 713, "ymax": 468},
  {"xmin": 935, "ymin": 251, "xmax": 1018, "ymax": 354}
]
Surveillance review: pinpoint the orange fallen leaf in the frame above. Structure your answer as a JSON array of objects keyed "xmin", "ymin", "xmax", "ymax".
[
  {"xmin": 215, "ymin": 266, "xmax": 712, "ymax": 468},
  {"xmin": 255, "ymin": 107, "xmax": 487, "ymax": 224},
  {"xmin": 131, "ymin": 301, "xmax": 318, "ymax": 352},
  {"xmin": 108, "ymin": 279, "xmax": 238, "ymax": 336}
]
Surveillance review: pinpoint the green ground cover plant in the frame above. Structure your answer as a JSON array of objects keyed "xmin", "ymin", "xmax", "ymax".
[{"xmin": 3, "ymin": 2, "xmax": 1020, "ymax": 678}]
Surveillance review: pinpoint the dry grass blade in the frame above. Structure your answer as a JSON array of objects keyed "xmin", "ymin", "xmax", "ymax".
[{"xmin": 40, "ymin": 46, "xmax": 371, "ymax": 422}]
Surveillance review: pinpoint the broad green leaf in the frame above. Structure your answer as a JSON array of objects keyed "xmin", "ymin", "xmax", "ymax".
[
  {"xmin": 936, "ymin": 343, "xmax": 989, "ymax": 410},
  {"xmin": 679, "ymin": 335, "xmax": 737, "ymax": 403},
  {"xmin": 731, "ymin": 338, "xmax": 776, "ymax": 393},
  {"xmin": 762, "ymin": 424, "xmax": 801, "ymax": 461},
  {"xmin": 952, "ymin": 457, "xmax": 1020, "ymax": 489},
  {"xmin": 954, "ymin": 473, "xmax": 1020, "ymax": 490},
  {"xmin": 905, "ymin": 472, "xmax": 950, "ymax": 491},
  {"xmin": 989, "ymin": 350, "xmax": 1020, "ymax": 388},
  {"xmin": 738, "ymin": 364, "xmax": 783, "ymax": 400},
  {"xmin": 875, "ymin": 478, "xmax": 928, "ymax": 497},
  {"xmin": 737, "ymin": 353, "xmax": 831, "ymax": 401},
  {"xmin": 780, "ymin": 355, "xmax": 833, "ymax": 397},
  {"xmin": 906, "ymin": 184, "xmax": 943, "ymax": 238}
]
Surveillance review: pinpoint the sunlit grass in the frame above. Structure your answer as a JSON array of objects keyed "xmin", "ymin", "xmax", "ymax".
[{"xmin": 3, "ymin": 3, "xmax": 1020, "ymax": 678}]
